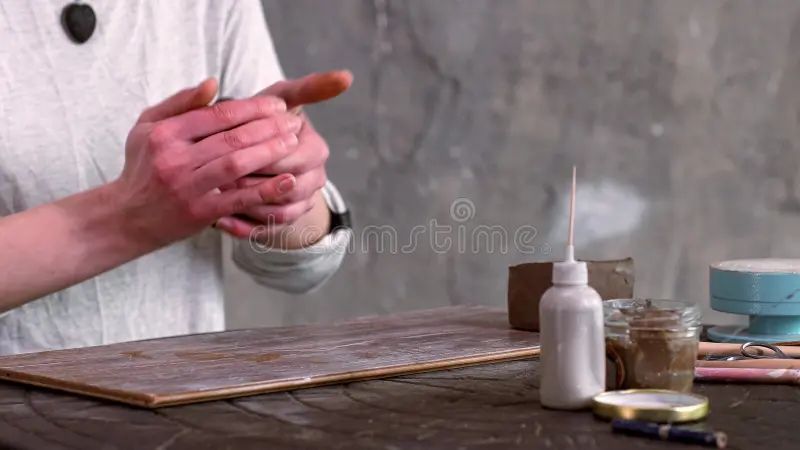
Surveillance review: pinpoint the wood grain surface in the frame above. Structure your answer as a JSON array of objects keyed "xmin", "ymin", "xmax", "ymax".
[
  {"xmin": 0, "ymin": 306, "xmax": 539, "ymax": 408},
  {"xmin": 0, "ymin": 360, "xmax": 795, "ymax": 449}
]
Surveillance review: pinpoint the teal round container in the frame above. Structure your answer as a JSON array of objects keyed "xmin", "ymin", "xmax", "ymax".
[{"xmin": 709, "ymin": 259, "xmax": 800, "ymax": 343}]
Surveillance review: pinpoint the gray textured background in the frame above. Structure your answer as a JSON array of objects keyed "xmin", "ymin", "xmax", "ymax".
[{"xmin": 226, "ymin": 0, "xmax": 800, "ymax": 329}]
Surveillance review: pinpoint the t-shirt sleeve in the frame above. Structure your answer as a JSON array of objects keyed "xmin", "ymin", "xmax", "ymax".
[{"xmin": 219, "ymin": 0, "xmax": 285, "ymax": 99}]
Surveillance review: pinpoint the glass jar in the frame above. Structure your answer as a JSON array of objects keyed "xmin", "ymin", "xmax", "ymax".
[{"xmin": 604, "ymin": 299, "xmax": 701, "ymax": 392}]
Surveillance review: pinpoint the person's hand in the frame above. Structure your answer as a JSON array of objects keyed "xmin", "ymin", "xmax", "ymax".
[
  {"xmin": 216, "ymin": 116, "xmax": 329, "ymax": 234},
  {"xmin": 214, "ymin": 71, "xmax": 353, "ymax": 242},
  {"xmin": 111, "ymin": 78, "xmax": 304, "ymax": 248}
]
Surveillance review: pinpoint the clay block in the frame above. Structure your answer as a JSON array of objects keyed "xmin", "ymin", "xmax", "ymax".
[{"xmin": 507, "ymin": 258, "xmax": 635, "ymax": 331}]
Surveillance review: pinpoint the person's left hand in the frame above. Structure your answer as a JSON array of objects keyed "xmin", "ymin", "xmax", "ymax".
[
  {"xmin": 217, "ymin": 115, "xmax": 328, "ymax": 233},
  {"xmin": 215, "ymin": 71, "xmax": 352, "ymax": 243}
]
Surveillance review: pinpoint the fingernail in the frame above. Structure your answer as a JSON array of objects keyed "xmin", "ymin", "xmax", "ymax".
[
  {"xmin": 273, "ymin": 98, "xmax": 288, "ymax": 112},
  {"xmin": 283, "ymin": 133, "xmax": 299, "ymax": 147},
  {"xmin": 215, "ymin": 217, "xmax": 234, "ymax": 230},
  {"xmin": 258, "ymin": 96, "xmax": 286, "ymax": 113},
  {"xmin": 277, "ymin": 175, "xmax": 296, "ymax": 194},
  {"xmin": 286, "ymin": 115, "xmax": 303, "ymax": 132}
]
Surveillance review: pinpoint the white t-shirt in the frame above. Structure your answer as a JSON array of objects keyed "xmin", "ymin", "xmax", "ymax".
[{"xmin": 0, "ymin": 0, "xmax": 349, "ymax": 354}]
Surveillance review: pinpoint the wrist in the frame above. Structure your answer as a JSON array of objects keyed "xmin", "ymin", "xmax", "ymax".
[
  {"xmin": 251, "ymin": 191, "xmax": 330, "ymax": 250},
  {"xmin": 303, "ymin": 190, "xmax": 332, "ymax": 242},
  {"xmin": 87, "ymin": 180, "xmax": 161, "ymax": 258},
  {"xmin": 284, "ymin": 191, "xmax": 331, "ymax": 249}
]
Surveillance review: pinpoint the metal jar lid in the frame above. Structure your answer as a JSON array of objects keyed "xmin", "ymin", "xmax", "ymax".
[
  {"xmin": 604, "ymin": 299, "xmax": 702, "ymax": 331},
  {"xmin": 592, "ymin": 389, "xmax": 709, "ymax": 423}
]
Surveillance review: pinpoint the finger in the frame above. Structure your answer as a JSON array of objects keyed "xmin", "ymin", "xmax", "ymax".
[
  {"xmin": 252, "ymin": 124, "xmax": 328, "ymax": 175},
  {"xmin": 139, "ymin": 78, "xmax": 218, "ymax": 123},
  {"xmin": 273, "ymin": 170, "xmax": 326, "ymax": 205},
  {"xmin": 260, "ymin": 70, "xmax": 353, "ymax": 110},
  {"xmin": 217, "ymin": 175, "xmax": 316, "ymax": 222},
  {"xmin": 218, "ymin": 181, "xmax": 238, "ymax": 191},
  {"xmin": 220, "ymin": 170, "xmax": 325, "ymax": 205},
  {"xmin": 242, "ymin": 200, "xmax": 315, "ymax": 225},
  {"xmin": 163, "ymin": 95, "xmax": 287, "ymax": 141},
  {"xmin": 191, "ymin": 133, "xmax": 299, "ymax": 193},
  {"xmin": 222, "ymin": 176, "xmax": 274, "ymax": 189},
  {"xmin": 189, "ymin": 113, "xmax": 303, "ymax": 167},
  {"xmin": 214, "ymin": 215, "xmax": 259, "ymax": 239},
  {"xmin": 204, "ymin": 173, "xmax": 296, "ymax": 218}
]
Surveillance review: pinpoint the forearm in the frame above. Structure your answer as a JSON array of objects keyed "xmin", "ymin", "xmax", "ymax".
[{"xmin": 0, "ymin": 181, "xmax": 157, "ymax": 311}]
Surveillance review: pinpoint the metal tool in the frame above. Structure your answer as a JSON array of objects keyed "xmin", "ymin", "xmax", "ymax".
[{"xmin": 704, "ymin": 341, "xmax": 798, "ymax": 361}]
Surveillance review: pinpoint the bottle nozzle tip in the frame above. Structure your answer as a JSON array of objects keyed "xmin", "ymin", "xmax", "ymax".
[{"xmin": 565, "ymin": 244, "xmax": 575, "ymax": 262}]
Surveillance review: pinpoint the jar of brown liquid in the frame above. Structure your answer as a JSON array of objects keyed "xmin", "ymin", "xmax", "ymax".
[{"xmin": 604, "ymin": 299, "xmax": 701, "ymax": 392}]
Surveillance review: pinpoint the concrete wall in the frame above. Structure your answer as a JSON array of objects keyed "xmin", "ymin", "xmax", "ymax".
[{"xmin": 225, "ymin": 0, "xmax": 800, "ymax": 329}]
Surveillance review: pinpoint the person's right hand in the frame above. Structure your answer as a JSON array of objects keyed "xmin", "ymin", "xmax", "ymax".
[{"xmin": 111, "ymin": 78, "xmax": 303, "ymax": 247}]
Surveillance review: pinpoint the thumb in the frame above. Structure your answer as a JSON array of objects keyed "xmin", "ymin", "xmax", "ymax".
[
  {"xmin": 138, "ymin": 78, "xmax": 219, "ymax": 123},
  {"xmin": 260, "ymin": 70, "xmax": 352, "ymax": 110}
]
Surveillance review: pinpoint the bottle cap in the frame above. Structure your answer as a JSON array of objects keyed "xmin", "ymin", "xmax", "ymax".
[
  {"xmin": 592, "ymin": 389, "xmax": 709, "ymax": 423},
  {"xmin": 552, "ymin": 260, "xmax": 588, "ymax": 285}
]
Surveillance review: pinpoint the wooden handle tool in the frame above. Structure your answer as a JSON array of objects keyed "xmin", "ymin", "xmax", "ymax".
[
  {"xmin": 696, "ymin": 359, "xmax": 800, "ymax": 370},
  {"xmin": 695, "ymin": 367, "xmax": 800, "ymax": 385}
]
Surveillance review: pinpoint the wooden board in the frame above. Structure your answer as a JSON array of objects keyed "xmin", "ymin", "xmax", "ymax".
[{"xmin": 0, "ymin": 306, "xmax": 539, "ymax": 408}]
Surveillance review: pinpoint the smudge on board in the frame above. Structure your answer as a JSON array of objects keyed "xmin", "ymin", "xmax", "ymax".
[
  {"xmin": 174, "ymin": 351, "xmax": 228, "ymax": 361},
  {"xmin": 251, "ymin": 353, "xmax": 281, "ymax": 363},
  {"xmin": 120, "ymin": 351, "xmax": 153, "ymax": 359}
]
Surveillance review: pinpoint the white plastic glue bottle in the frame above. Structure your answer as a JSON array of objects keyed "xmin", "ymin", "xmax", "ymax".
[{"xmin": 539, "ymin": 166, "xmax": 605, "ymax": 410}]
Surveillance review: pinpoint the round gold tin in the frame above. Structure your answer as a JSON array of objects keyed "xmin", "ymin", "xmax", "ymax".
[{"xmin": 592, "ymin": 389, "xmax": 709, "ymax": 423}]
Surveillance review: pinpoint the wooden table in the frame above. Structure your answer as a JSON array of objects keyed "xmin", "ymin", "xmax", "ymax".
[{"xmin": 0, "ymin": 359, "xmax": 795, "ymax": 449}]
